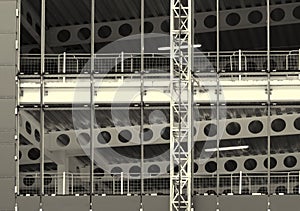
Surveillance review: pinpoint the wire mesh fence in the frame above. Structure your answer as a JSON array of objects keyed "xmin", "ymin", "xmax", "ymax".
[
  {"xmin": 19, "ymin": 171, "xmax": 300, "ymax": 196},
  {"xmin": 19, "ymin": 50, "xmax": 300, "ymax": 75}
]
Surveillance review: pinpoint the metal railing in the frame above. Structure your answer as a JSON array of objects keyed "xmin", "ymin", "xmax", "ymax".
[
  {"xmin": 19, "ymin": 50, "xmax": 300, "ymax": 75},
  {"xmin": 19, "ymin": 171, "xmax": 300, "ymax": 195}
]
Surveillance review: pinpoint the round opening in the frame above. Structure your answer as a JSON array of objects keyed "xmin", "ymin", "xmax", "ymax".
[
  {"xmin": 264, "ymin": 157, "xmax": 277, "ymax": 169},
  {"xmin": 142, "ymin": 128, "xmax": 153, "ymax": 142},
  {"xmin": 226, "ymin": 13, "xmax": 241, "ymax": 26},
  {"xmin": 34, "ymin": 130, "xmax": 40, "ymax": 142},
  {"xmin": 224, "ymin": 160, "xmax": 238, "ymax": 172},
  {"xmin": 28, "ymin": 148, "xmax": 40, "ymax": 160},
  {"xmin": 140, "ymin": 22, "xmax": 154, "ymax": 33},
  {"xmin": 23, "ymin": 176, "xmax": 35, "ymax": 186},
  {"xmin": 57, "ymin": 30, "xmax": 71, "ymax": 42},
  {"xmin": 204, "ymin": 15, "xmax": 217, "ymax": 28},
  {"xmin": 244, "ymin": 158, "xmax": 257, "ymax": 171},
  {"xmin": 98, "ymin": 25, "xmax": 112, "ymax": 38},
  {"xmin": 119, "ymin": 23, "xmax": 132, "ymax": 36},
  {"xmin": 25, "ymin": 121, "xmax": 32, "ymax": 135},
  {"xmin": 19, "ymin": 151, "xmax": 22, "ymax": 160},
  {"xmin": 78, "ymin": 28, "xmax": 91, "ymax": 40},
  {"xmin": 118, "ymin": 130, "xmax": 132, "ymax": 143},
  {"xmin": 44, "ymin": 174, "xmax": 52, "ymax": 186},
  {"xmin": 161, "ymin": 19, "xmax": 170, "ymax": 33},
  {"xmin": 129, "ymin": 166, "xmax": 141, "ymax": 176},
  {"xmin": 205, "ymin": 161, "xmax": 217, "ymax": 173},
  {"xmin": 271, "ymin": 118, "xmax": 286, "ymax": 132},
  {"xmin": 148, "ymin": 164, "xmax": 160, "ymax": 176},
  {"xmin": 97, "ymin": 131, "xmax": 111, "ymax": 144},
  {"xmin": 111, "ymin": 167, "xmax": 123, "ymax": 176},
  {"xmin": 204, "ymin": 123, "xmax": 217, "ymax": 137},
  {"xmin": 284, "ymin": 156, "xmax": 297, "ymax": 168},
  {"xmin": 56, "ymin": 134, "xmax": 70, "ymax": 147},
  {"xmin": 294, "ymin": 117, "xmax": 300, "ymax": 130},
  {"xmin": 248, "ymin": 120, "xmax": 263, "ymax": 134},
  {"xmin": 161, "ymin": 127, "xmax": 170, "ymax": 140},
  {"xmin": 94, "ymin": 167, "xmax": 105, "ymax": 177},
  {"xmin": 226, "ymin": 122, "xmax": 241, "ymax": 135},
  {"xmin": 271, "ymin": 8, "xmax": 285, "ymax": 22},
  {"xmin": 248, "ymin": 10, "xmax": 263, "ymax": 24},
  {"xmin": 76, "ymin": 133, "xmax": 90, "ymax": 146},
  {"xmin": 293, "ymin": 6, "xmax": 300, "ymax": 19},
  {"xmin": 275, "ymin": 186, "xmax": 287, "ymax": 194}
]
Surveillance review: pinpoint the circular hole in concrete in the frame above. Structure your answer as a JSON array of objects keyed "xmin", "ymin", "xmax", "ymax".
[
  {"xmin": 224, "ymin": 160, "xmax": 238, "ymax": 172},
  {"xmin": 57, "ymin": 30, "xmax": 71, "ymax": 42},
  {"xmin": 57, "ymin": 134, "xmax": 70, "ymax": 147},
  {"xmin": 28, "ymin": 148, "xmax": 40, "ymax": 160},
  {"xmin": 244, "ymin": 158, "xmax": 257, "ymax": 171},
  {"xmin": 118, "ymin": 130, "xmax": 132, "ymax": 143},
  {"xmin": 248, "ymin": 10, "xmax": 263, "ymax": 24},
  {"xmin": 98, "ymin": 25, "xmax": 112, "ymax": 38},
  {"xmin": 97, "ymin": 131, "xmax": 111, "ymax": 144},
  {"xmin": 76, "ymin": 133, "xmax": 90, "ymax": 146},
  {"xmin": 119, "ymin": 23, "xmax": 132, "ymax": 36},
  {"xmin": 271, "ymin": 118, "xmax": 286, "ymax": 132},
  {"xmin": 204, "ymin": 123, "xmax": 217, "ymax": 137},
  {"xmin": 205, "ymin": 161, "xmax": 217, "ymax": 173},
  {"xmin": 248, "ymin": 120, "xmax": 263, "ymax": 134},
  {"xmin": 284, "ymin": 156, "xmax": 297, "ymax": 168},
  {"xmin": 226, "ymin": 122, "xmax": 241, "ymax": 135}
]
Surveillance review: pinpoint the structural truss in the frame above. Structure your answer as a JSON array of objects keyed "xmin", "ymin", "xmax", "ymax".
[{"xmin": 170, "ymin": 0, "xmax": 194, "ymax": 210}]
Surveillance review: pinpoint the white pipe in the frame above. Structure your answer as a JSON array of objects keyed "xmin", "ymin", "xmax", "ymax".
[
  {"xmin": 62, "ymin": 171, "xmax": 66, "ymax": 195},
  {"xmin": 121, "ymin": 172, "xmax": 124, "ymax": 195},
  {"xmin": 239, "ymin": 171, "xmax": 242, "ymax": 194}
]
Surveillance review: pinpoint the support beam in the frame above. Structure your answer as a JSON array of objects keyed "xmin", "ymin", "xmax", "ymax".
[{"xmin": 45, "ymin": 3, "xmax": 300, "ymax": 48}]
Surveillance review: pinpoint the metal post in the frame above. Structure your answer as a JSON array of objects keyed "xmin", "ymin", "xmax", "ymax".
[
  {"xmin": 40, "ymin": 1, "xmax": 46, "ymax": 209},
  {"xmin": 90, "ymin": 0, "xmax": 95, "ymax": 209},
  {"xmin": 267, "ymin": 0, "xmax": 271, "ymax": 197},
  {"xmin": 238, "ymin": 49, "xmax": 242, "ymax": 80},
  {"xmin": 121, "ymin": 172, "xmax": 124, "ymax": 195},
  {"xmin": 140, "ymin": 1, "xmax": 145, "ymax": 210},
  {"xmin": 239, "ymin": 171, "xmax": 242, "ymax": 194},
  {"xmin": 287, "ymin": 172, "xmax": 290, "ymax": 194},
  {"xmin": 128, "ymin": 174, "xmax": 130, "ymax": 195},
  {"xmin": 298, "ymin": 171, "xmax": 300, "ymax": 194},
  {"xmin": 216, "ymin": 0, "xmax": 220, "ymax": 210},
  {"xmin": 298, "ymin": 49, "xmax": 300, "ymax": 71},
  {"xmin": 170, "ymin": 0, "xmax": 194, "ymax": 210},
  {"xmin": 63, "ymin": 172, "xmax": 66, "ymax": 195},
  {"xmin": 121, "ymin": 51, "xmax": 124, "ymax": 80},
  {"xmin": 71, "ymin": 173, "xmax": 74, "ymax": 195},
  {"xmin": 63, "ymin": 52, "xmax": 66, "ymax": 74}
]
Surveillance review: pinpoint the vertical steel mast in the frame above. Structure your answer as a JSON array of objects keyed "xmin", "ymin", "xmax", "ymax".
[{"xmin": 170, "ymin": 0, "xmax": 194, "ymax": 210}]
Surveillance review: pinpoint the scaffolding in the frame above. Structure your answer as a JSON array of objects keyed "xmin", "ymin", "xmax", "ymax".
[{"xmin": 170, "ymin": 0, "xmax": 194, "ymax": 210}]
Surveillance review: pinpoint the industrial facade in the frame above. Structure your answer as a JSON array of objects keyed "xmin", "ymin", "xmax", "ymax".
[{"xmin": 1, "ymin": 0, "xmax": 300, "ymax": 210}]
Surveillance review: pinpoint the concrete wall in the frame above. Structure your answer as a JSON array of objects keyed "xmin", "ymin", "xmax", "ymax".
[
  {"xmin": 16, "ymin": 195, "xmax": 300, "ymax": 211},
  {"xmin": 0, "ymin": 0, "xmax": 17, "ymax": 210}
]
